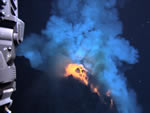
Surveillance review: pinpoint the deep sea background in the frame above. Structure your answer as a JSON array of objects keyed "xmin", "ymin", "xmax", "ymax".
[{"xmin": 10, "ymin": 0, "xmax": 150, "ymax": 113}]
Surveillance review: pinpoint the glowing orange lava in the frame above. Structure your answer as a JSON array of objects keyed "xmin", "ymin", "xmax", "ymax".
[
  {"xmin": 64, "ymin": 64, "xmax": 101, "ymax": 96},
  {"xmin": 64, "ymin": 64, "xmax": 88, "ymax": 85},
  {"xmin": 90, "ymin": 84, "xmax": 101, "ymax": 96},
  {"xmin": 64, "ymin": 64, "xmax": 114, "ymax": 108}
]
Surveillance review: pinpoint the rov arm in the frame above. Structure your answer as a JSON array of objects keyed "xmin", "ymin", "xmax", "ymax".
[{"xmin": 0, "ymin": 0, "xmax": 24, "ymax": 110}]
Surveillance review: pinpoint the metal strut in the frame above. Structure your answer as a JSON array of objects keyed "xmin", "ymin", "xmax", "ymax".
[{"xmin": 0, "ymin": 0, "xmax": 24, "ymax": 112}]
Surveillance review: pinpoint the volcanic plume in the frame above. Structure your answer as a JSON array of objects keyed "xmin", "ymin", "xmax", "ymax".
[{"xmin": 17, "ymin": 0, "xmax": 141, "ymax": 113}]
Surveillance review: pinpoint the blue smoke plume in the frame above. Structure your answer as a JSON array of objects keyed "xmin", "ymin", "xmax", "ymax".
[{"xmin": 17, "ymin": 0, "xmax": 141, "ymax": 113}]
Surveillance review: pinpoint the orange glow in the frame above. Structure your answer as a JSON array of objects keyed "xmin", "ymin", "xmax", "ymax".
[
  {"xmin": 64, "ymin": 64, "xmax": 101, "ymax": 96},
  {"xmin": 64, "ymin": 64, "xmax": 114, "ymax": 108},
  {"xmin": 90, "ymin": 84, "xmax": 101, "ymax": 96},
  {"xmin": 93, "ymin": 88, "xmax": 100, "ymax": 96},
  {"xmin": 64, "ymin": 64, "xmax": 88, "ymax": 85},
  {"xmin": 110, "ymin": 99, "xmax": 113, "ymax": 108}
]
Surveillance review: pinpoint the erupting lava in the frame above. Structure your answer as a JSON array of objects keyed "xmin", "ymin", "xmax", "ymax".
[
  {"xmin": 64, "ymin": 64, "xmax": 114, "ymax": 109},
  {"xmin": 64, "ymin": 64, "xmax": 100, "ymax": 96},
  {"xmin": 90, "ymin": 84, "xmax": 100, "ymax": 96},
  {"xmin": 64, "ymin": 64, "xmax": 88, "ymax": 85}
]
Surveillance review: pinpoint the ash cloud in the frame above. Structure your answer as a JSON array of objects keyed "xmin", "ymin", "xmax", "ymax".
[{"xmin": 17, "ymin": 0, "xmax": 141, "ymax": 113}]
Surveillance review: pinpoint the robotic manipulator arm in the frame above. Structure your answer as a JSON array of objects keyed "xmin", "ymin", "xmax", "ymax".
[{"xmin": 0, "ymin": 0, "xmax": 24, "ymax": 111}]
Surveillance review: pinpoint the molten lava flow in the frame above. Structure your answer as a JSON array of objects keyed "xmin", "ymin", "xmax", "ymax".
[
  {"xmin": 64, "ymin": 64, "xmax": 101, "ymax": 96},
  {"xmin": 90, "ymin": 84, "xmax": 101, "ymax": 96},
  {"xmin": 64, "ymin": 64, "xmax": 88, "ymax": 85},
  {"xmin": 64, "ymin": 64, "xmax": 114, "ymax": 108}
]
